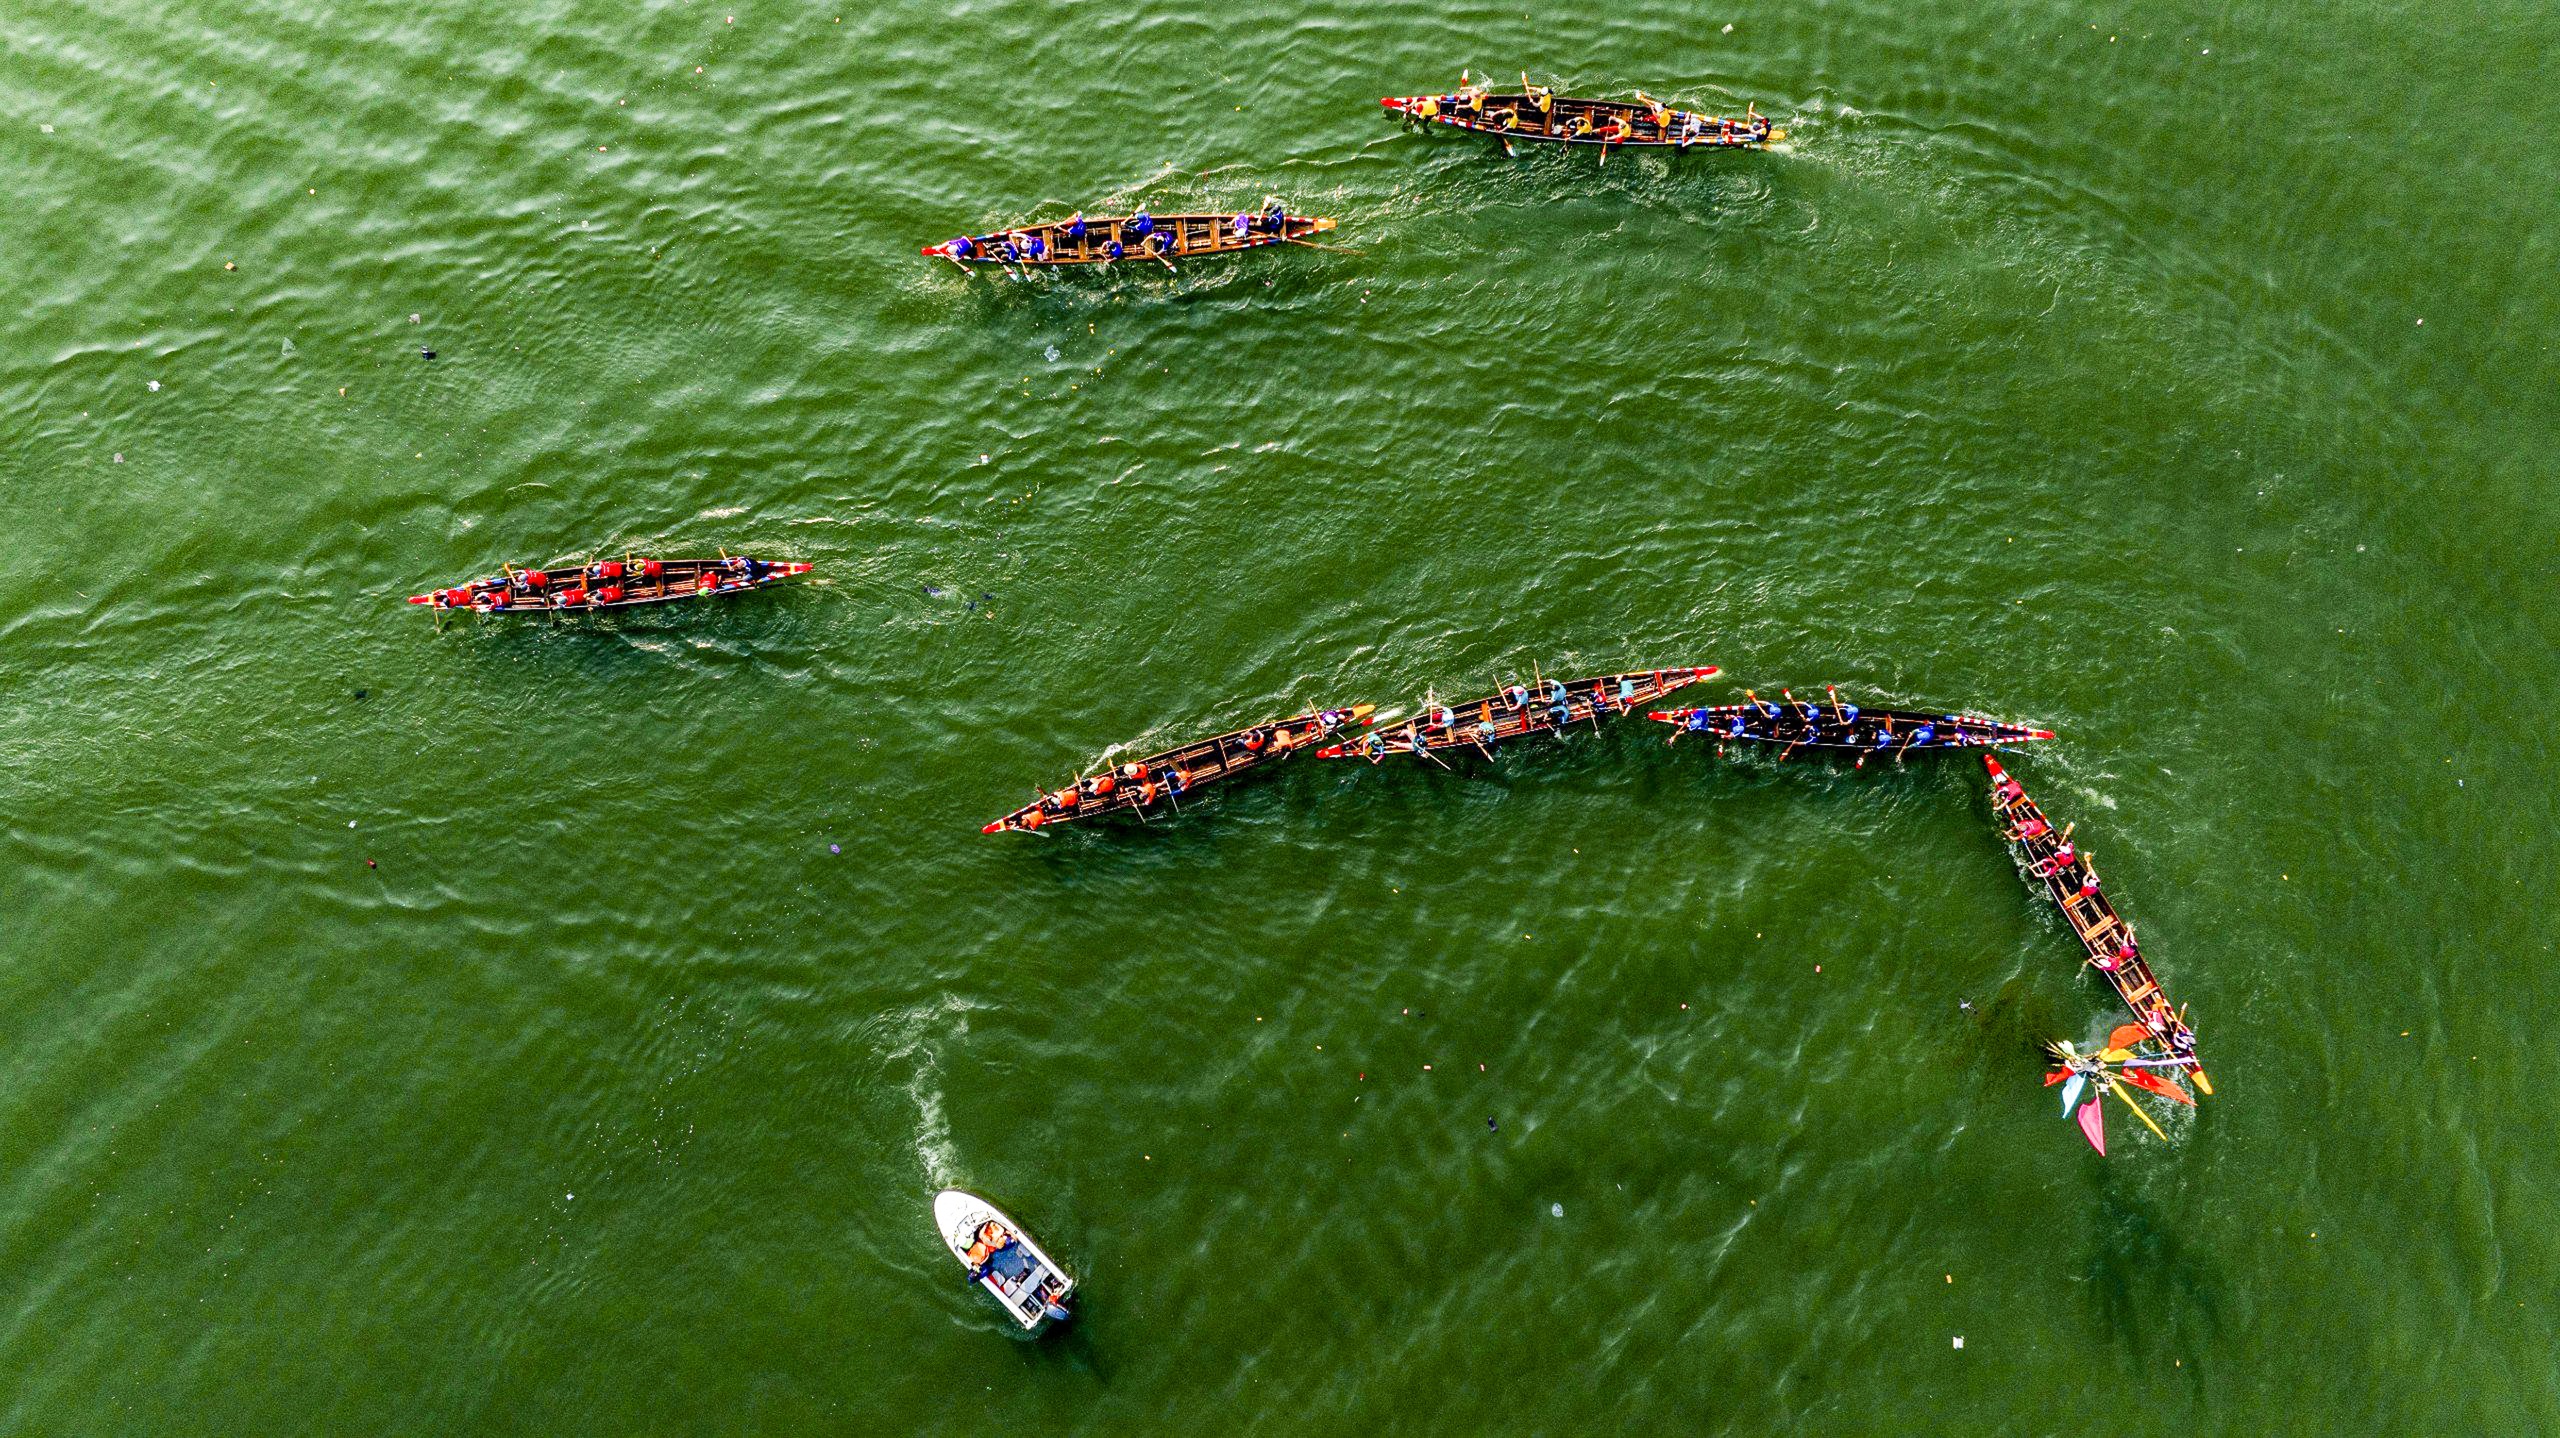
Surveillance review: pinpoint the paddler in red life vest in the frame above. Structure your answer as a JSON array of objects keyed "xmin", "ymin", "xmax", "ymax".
[
  {"xmin": 1089, "ymin": 772, "xmax": 1117, "ymax": 797},
  {"xmin": 1636, "ymin": 91, "xmax": 1671, "ymax": 136}
]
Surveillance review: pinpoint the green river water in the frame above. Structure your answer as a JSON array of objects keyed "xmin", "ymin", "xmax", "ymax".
[{"xmin": 4, "ymin": 0, "xmax": 2556, "ymax": 1432}]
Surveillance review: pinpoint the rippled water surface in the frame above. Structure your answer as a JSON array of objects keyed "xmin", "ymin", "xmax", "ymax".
[{"xmin": 3, "ymin": 0, "xmax": 2556, "ymax": 1432}]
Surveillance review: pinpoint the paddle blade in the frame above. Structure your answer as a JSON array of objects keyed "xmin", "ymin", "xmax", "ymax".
[
  {"xmin": 2076, "ymin": 1100, "xmax": 2106, "ymax": 1155},
  {"xmin": 2099, "ymin": 1048, "xmax": 2134, "ymax": 1064},
  {"xmin": 2192, "ymin": 1068, "xmax": 2215, "ymax": 1096},
  {"xmin": 2108, "ymin": 1024, "xmax": 2152, "ymax": 1052},
  {"xmin": 2120, "ymin": 1068, "xmax": 2196, "ymax": 1107},
  {"xmin": 2043, "ymin": 1069, "xmax": 2067, "ymax": 1087},
  {"xmin": 2061, "ymin": 1073, "xmax": 2088, "ymax": 1116}
]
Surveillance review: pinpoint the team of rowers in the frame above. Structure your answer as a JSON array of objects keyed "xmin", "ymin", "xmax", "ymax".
[
  {"xmin": 1399, "ymin": 73, "xmax": 1774, "ymax": 148},
  {"xmin": 1989, "ymin": 765, "xmax": 2201, "ymax": 1063},
  {"xmin": 1665, "ymin": 694, "xmax": 2008, "ymax": 753},
  {"xmin": 1006, "ymin": 708, "xmax": 1364, "ymax": 829},
  {"xmin": 1346, "ymin": 678, "xmax": 1642, "ymax": 759},
  {"xmin": 425, "ymin": 555, "xmax": 778, "ymax": 612},
  {"xmin": 934, "ymin": 199, "xmax": 1298, "ymax": 269}
]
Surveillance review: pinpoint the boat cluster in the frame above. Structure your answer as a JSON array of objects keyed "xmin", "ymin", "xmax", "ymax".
[
  {"xmin": 923, "ymin": 73, "xmax": 1784, "ymax": 274},
  {"xmin": 968, "ymin": 663, "xmax": 2210, "ymax": 1324}
]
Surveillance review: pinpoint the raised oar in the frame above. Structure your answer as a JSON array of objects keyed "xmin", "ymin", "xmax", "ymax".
[{"xmin": 1826, "ymin": 684, "xmax": 1847, "ymax": 723}]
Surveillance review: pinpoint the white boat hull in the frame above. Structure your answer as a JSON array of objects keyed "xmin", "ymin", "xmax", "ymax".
[{"xmin": 934, "ymin": 1189, "xmax": 1075, "ymax": 1331}]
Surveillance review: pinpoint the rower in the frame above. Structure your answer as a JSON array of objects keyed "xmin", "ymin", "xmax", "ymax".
[
  {"xmin": 945, "ymin": 235, "xmax": 977, "ymax": 261},
  {"xmin": 1503, "ymin": 685, "xmax": 1527, "ymax": 709},
  {"xmin": 1599, "ymin": 115, "xmax": 1629, "ymax": 144},
  {"xmin": 743, "ymin": 556, "xmax": 771, "ymax": 582},
  {"xmin": 998, "ymin": 234, "xmax": 1022, "ymax": 264},
  {"xmin": 1105, "ymin": 237, "xmax": 1125, "ymax": 261},
  {"xmin": 1718, "ymin": 117, "xmax": 1735, "ymax": 142},
  {"xmin": 1683, "ymin": 711, "xmax": 1714, "ymax": 733},
  {"xmin": 1411, "ymin": 95, "xmax": 1441, "ymax": 129},
  {"xmin": 1564, "ymin": 113, "xmax": 1593, "ymax": 138},
  {"xmin": 1145, "ymin": 229, "xmax": 1174, "ymax": 259},
  {"xmin": 1232, "ymin": 212, "xmax": 1253, "ymax": 240},
  {"xmin": 1726, "ymin": 713, "xmax": 1748, "ymax": 737},
  {"xmin": 598, "ymin": 584, "xmax": 624, "ymax": 604},
  {"xmin": 1260, "ymin": 198, "xmax": 1287, "ymax": 233},
  {"xmin": 1165, "ymin": 767, "xmax": 1190, "ymax": 796},
  {"xmin": 1678, "ymin": 112, "xmax": 1703, "ymax": 148},
  {"xmin": 1636, "ymin": 91, "xmax": 1671, "ymax": 132},
  {"xmin": 1119, "ymin": 761, "xmax": 1147, "ymax": 781},
  {"xmin": 1126, "ymin": 210, "xmax": 1154, "ymax": 239},
  {"xmin": 1063, "ymin": 212, "xmax": 1087, "ymax": 240},
  {"xmin": 1241, "ymin": 728, "xmax": 1267, "ymax": 753},
  {"xmin": 1910, "ymin": 721, "xmax": 1938, "ymax": 746},
  {"xmin": 1405, "ymin": 730, "xmax": 1429, "ymax": 756},
  {"xmin": 1524, "ymin": 80, "xmax": 1555, "ymax": 120},
  {"xmin": 1430, "ymin": 706, "xmax": 1455, "ymax": 729},
  {"xmin": 1091, "ymin": 773, "xmax": 1117, "ymax": 796},
  {"xmin": 1495, "ymin": 109, "xmax": 1520, "ymax": 132},
  {"xmin": 1024, "ymin": 232, "xmax": 1047, "ymax": 261}
]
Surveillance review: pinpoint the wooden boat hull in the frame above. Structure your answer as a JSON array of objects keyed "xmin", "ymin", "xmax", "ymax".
[
  {"xmin": 985, "ymin": 705, "xmax": 1374, "ymax": 833},
  {"xmin": 1320, "ymin": 667, "xmax": 1717, "ymax": 760},
  {"xmin": 1382, "ymin": 93, "xmax": 1783, "ymax": 149},
  {"xmin": 925, "ymin": 213, "xmax": 1336, "ymax": 267},
  {"xmin": 1650, "ymin": 700, "xmax": 2052, "ymax": 754},
  {"xmin": 1984, "ymin": 756, "xmax": 2210, "ymax": 1091},
  {"xmin": 934, "ymin": 1189, "xmax": 1074, "ymax": 1332},
  {"xmin": 408, "ymin": 557, "xmax": 811, "ymax": 615}
]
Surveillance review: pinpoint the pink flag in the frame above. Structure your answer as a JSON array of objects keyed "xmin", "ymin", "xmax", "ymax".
[{"xmin": 2077, "ymin": 1100, "xmax": 2107, "ymax": 1155}]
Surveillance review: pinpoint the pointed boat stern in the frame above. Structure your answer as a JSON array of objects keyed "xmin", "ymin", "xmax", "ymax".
[{"xmin": 1381, "ymin": 96, "xmax": 1414, "ymax": 115}]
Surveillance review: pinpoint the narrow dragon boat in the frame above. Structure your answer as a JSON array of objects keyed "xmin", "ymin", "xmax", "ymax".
[
  {"xmin": 934, "ymin": 1189, "xmax": 1074, "ymax": 1332},
  {"xmin": 1318, "ymin": 668, "xmax": 1717, "ymax": 761},
  {"xmin": 1651, "ymin": 686, "xmax": 2052, "ymax": 764},
  {"xmin": 1384, "ymin": 73, "xmax": 1783, "ymax": 155},
  {"xmin": 1985, "ymin": 756, "xmax": 2212, "ymax": 1094},
  {"xmin": 406, "ymin": 555, "xmax": 811, "ymax": 615},
  {"xmin": 984, "ymin": 706, "xmax": 1373, "ymax": 833},
  {"xmin": 923, "ymin": 204, "xmax": 1336, "ymax": 269}
]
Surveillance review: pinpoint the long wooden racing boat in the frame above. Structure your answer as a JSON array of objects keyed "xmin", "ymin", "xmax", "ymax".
[
  {"xmin": 1652, "ymin": 687, "xmax": 2052, "ymax": 763},
  {"xmin": 1985, "ymin": 756, "xmax": 2212, "ymax": 1094},
  {"xmin": 1383, "ymin": 77, "xmax": 1783, "ymax": 152},
  {"xmin": 923, "ymin": 208, "xmax": 1336, "ymax": 269},
  {"xmin": 984, "ymin": 705, "xmax": 1373, "ymax": 833},
  {"xmin": 1318, "ymin": 667, "xmax": 1717, "ymax": 761},
  {"xmin": 407, "ymin": 555, "xmax": 812, "ymax": 615},
  {"xmin": 934, "ymin": 1189, "xmax": 1074, "ymax": 1332}
]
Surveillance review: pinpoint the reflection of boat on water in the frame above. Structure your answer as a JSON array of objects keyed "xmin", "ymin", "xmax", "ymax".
[{"xmin": 933, "ymin": 1189, "xmax": 1074, "ymax": 1331}]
